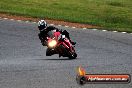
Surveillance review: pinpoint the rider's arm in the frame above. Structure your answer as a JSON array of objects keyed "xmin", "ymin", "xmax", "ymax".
[{"xmin": 47, "ymin": 26, "xmax": 56, "ymax": 31}]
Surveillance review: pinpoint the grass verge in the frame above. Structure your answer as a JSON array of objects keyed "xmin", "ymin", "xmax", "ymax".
[{"xmin": 0, "ymin": 0, "xmax": 132, "ymax": 32}]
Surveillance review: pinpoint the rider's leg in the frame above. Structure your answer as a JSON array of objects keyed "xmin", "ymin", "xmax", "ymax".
[{"xmin": 62, "ymin": 30, "xmax": 76, "ymax": 45}]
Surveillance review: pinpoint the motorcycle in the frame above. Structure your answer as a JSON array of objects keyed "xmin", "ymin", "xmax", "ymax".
[{"xmin": 45, "ymin": 31, "xmax": 77, "ymax": 59}]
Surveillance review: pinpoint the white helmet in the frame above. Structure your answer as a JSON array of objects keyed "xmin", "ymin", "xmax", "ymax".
[{"xmin": 38, "ymin": 20, "xmax": 47, "ymax": 30}]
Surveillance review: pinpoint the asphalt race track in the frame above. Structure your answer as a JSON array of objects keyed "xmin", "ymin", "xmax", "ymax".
[{"xmin": 0, "ymin": 19, "xmax": 132, "ymax": 88}]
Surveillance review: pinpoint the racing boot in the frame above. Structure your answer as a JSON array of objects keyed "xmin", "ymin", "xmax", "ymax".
[
  {"xmin": 71, "ymin": 41, "xmax": 76, "ymax": 45},
  {"xmin": 69, "ymin": 39, "xmax": 76, "ymax": 45}
]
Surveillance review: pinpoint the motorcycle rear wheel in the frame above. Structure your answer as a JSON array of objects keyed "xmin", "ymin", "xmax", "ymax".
[{"xmin": 69, "ymin": 52, "xmax": 77, "ymax": 59}]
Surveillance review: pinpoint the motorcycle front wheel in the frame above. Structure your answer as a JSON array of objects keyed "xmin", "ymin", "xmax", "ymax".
[{"xmin": 46, "ymin": 48, "xmax": 52, "ymax": 56}]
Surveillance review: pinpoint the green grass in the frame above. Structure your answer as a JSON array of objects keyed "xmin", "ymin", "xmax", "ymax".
[{"xmin": 0, "ymin": 0, "xmax": 132, "ymax": 32}]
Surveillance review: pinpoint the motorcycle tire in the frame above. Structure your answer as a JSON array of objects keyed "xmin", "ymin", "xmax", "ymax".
[
  {"xmin": 69, "ymin": 52, "xmax": 77, "ymax": 59},
  {"xmin": 46, "ymin": 48, "xmax": 52, "ymax": 56}
]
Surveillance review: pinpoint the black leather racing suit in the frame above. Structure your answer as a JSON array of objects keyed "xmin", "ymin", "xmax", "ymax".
[{"xmin": 38, "ymin": 26, "xmax": 75, "ymax": 46}]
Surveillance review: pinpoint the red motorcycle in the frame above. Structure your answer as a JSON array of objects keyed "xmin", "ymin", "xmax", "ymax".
[{"xmin": 46, "ymin": 31, "xmax": 77, "ymax": 59}]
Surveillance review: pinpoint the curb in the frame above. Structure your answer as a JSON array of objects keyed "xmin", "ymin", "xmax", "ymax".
[{"xmin": 0, "ymin": 17, "xmax": 132, "ymax": 34}]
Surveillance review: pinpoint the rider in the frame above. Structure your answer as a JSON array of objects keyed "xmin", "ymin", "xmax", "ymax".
[{"xmin": 38, "ymin": 20, "xmax": 76, "ymax": 46}]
